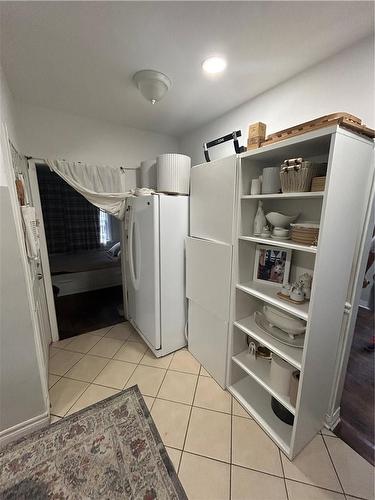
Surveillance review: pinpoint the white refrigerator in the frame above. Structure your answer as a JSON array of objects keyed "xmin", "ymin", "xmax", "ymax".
[{"xmin": 123, "ymin": 194, "xmax": 188, "ymax": 357}]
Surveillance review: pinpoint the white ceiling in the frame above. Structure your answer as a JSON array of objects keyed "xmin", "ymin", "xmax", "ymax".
[{"xmin": 1, "ymin": 2, "xmax": 373, "ymax": 137}]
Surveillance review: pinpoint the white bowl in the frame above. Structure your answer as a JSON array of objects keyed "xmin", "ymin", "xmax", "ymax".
[
  {"xmin": 266, "ymin": 212, "xmax": 299, "ymax": 228},
  {"xmin": 262, "ymin": 305, "xmax": 306, "ymax": 337}
]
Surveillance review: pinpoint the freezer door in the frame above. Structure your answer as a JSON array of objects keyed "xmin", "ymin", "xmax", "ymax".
[{"xmin": 126, "ymin": 196, "xmax": 161, "ymax": 349}]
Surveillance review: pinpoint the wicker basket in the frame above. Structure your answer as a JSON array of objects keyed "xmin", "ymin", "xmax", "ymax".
[
  {"xmin": 280, "ymin": 162, "xmax": 320, "ymax": 193},
  {"xmin": 291, "ymin": 223, "xmax": 320, "ymax": 246},
  {"xmin": 311, "ymin": 176, "xmax": 326, "ymax": 192}
]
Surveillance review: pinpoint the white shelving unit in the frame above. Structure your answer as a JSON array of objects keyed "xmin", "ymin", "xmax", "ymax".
[
  {"xmin": 241, "ymin": 191, "xmax": 324, "ymax": 200},
  {"xmin": 227, "ymin": 125, "xmax": 374, "ymax": 459}
]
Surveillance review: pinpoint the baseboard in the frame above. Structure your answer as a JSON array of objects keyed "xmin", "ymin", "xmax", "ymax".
[
  {"xmin": 325, "ymin": 406, "xmax": 341, "ymax": 430},
  {"xmin": 0, "ymin": 411, "xmax": 50, "ymax": 448}
]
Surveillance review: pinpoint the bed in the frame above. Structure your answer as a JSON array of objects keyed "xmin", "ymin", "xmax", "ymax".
[{"xmin": 50, "ymin": 248, "xmax": 122, "ymax": 296}]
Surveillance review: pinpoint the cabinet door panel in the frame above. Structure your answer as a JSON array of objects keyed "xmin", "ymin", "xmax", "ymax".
[
  {"xmin": 190, "ymin": 155, "xmax": 236, "ymax": 244},
  {"xmin": 188, "ymin": 301, "xmax": 228, "ymax": 388},
  {"xmin": 186, "ymin": 237, "xmax": 232, "ymax": 322}
]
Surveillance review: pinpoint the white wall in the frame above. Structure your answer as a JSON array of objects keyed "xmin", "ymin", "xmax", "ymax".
[
  {"xmin": 0, "ymin": 66, "xmax": 46, "ymax": 439},
  {"xmin": 180, "ymin": 37, "xmax": 374, "ymax": 165},
  {"xmin": 14, "ymin": 101, "xmax": 178, "ymax": 164},
  {"xmin": 0, "ymin": 64, "xmax": 19, "ymax": 186}
]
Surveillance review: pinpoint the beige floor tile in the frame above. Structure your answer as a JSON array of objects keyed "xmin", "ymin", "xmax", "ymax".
[
  {"xmin": 179, "ymin": 452, "xmax": 230, "ymax": 500},
  {"xmin": 125, "ymin": 365, "xmax": 166, "ymax": 397},
  {"xmin": 140, "ymin": 350, "xmax": 174, "ymax": 369},
  {"xmin": 232, "ymin": 398, "xmax": 252, "ymax": 419},
  {"xmin": 52, "ymin": 337, "xmax": 73, "ymax": 349},
  {"xmin": 87, "ymin": 326, "xmax": 113, "ymax": 337},
  {"xmin": 67, "ymin": 384, "xmax": 118, "ymax": 415},
  {"xmin": 114, "ymin": 341, "xmax": 148, "ymax": 364},
  {"xmin": 48, "ymin": 373, "xmax": 61, "ymax": 389},
  {"xmin": 158, "ymin": 370, "xmax": 197, "ymax": 404},
  {"xmin": 65, "ymin": 355, "xmax": 109, "ymax": 382},
  {"xmin": 49, "ymin": 347, "xmax": 60, "ymax": 359},
  {"xmin": 166, "ymin": 447, "xmax": 182, "ymax": 471},
  {"xmin": 286, "ymin": 481, "xmax": 345, "ymax": 500},
  {"xmin": 232, "ymin": 465, "xmax": 288, "ymax": 500},
  {"xmin": 94, "ymin": 359, "xmax": 136, "ymax": 389},
  {"xmin": 281, "ymin": 435, "xmax": 342, "ymax": 492},
  {"xmin": 151, "ymin": 399, "xmax": 190, "ymax": 449},
  {"xmin": 199, "ymin": 366, "xmax": 211, "ymax": 377},
  {"xmin": 169, "ymin": 348, "xmax": 200, "ymax": 374},
  {"xmin": 105, "ymin": 322, "xmax": 134, "ymax": 341},
  {"xmin": 232, "ymin": 417, "xmax": 283, "ymax": 476},
  {"xmin": 142, "ymin": 396, "xmax": 155, "ymax": 411},
  {"xmin": 49, "ymin": 350, "xmax": 83, "ymax": 376},
  {"xmin": 185, "ymin": 407, "xmax": 231, "ymax": 463},
  {"xmin": 324, "ymin": 436, "xmax": 374, "ymax": 500},
  {"xmin": 88, "ymin": 337, "xmax": 124, "ymax": 358},
  {"xmin": 64, "ymin": 333, "xmax": 102, "ymax": 353},
  {"xmin": 49, "ymin": 377, "xmax": 89, "ymax": 416},
  {"xmin": 50, "ymin": 415, "xmax": 62, "ymax": 424},
  {"xmin": 194, "ymin": 376, "xmax": 231, "ymax": 413}
]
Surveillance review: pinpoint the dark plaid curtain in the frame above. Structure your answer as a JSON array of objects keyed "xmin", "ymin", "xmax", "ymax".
[{"xmin": 37, "ymin": 165, "xmax": 100, "ymax": 254}]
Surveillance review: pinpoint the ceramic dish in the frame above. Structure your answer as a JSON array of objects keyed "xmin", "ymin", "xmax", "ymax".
[
  {"xmin": 254, "ymin": 311, "xmax": 304, "ymax": 348},
  {"xmin": 266, "ymin": 212, "xmax": 299, "ymax": 228}
]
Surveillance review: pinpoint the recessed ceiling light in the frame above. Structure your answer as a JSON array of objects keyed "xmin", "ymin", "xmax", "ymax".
[{"xmin": 202, "ymin": 56, "xmax": 227, "ymax": 74}]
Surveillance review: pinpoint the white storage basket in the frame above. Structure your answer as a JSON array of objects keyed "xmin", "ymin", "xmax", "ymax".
[{"xmin": 157, "ymin": 154, "xmax": 191, "ymax": 195}]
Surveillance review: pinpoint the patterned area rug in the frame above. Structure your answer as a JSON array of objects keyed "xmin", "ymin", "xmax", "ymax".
[{"xmin": 0, "ymin": 386, "xmax": 187, "ymax": 500}]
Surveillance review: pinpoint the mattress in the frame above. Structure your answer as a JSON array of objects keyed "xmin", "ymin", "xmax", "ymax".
[{"xmin": 49, "ymin": 249, "xmax": 120, "ymax": 275}]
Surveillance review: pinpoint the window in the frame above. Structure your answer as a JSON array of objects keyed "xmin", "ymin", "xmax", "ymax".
[{"xmin": 99, "ymin": 210, "xmax": 112, "ymax": 245}]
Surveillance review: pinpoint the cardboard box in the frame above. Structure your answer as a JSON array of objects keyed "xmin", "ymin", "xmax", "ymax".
[{"xmin": 248, "ymin": 122, "xmax": 266, "ymax": 141}]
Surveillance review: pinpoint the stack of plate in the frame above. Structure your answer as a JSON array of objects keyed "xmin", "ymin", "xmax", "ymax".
[
  {"xmin": 311, "ymin": 176, "xmax": 326, "ymax": 192},
  {"xmin": 290, "ymin": 222, "xmax": 319, "ymax": 246}
]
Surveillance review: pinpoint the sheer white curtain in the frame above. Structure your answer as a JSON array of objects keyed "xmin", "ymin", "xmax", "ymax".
[{"xmin": 46, "ymin": 160, "xmax": 131, "ymax": 219}]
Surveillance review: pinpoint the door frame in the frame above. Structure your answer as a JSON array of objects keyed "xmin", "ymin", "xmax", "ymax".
[
  {"xmin": 326, "ymin": 177, "xmax": 375, "ymax": 428},
  {"xmin": 28, "ymin": 159, "xmax": 59, "ymax": 342},
  {"xmin": 0, "ymin": 123, "xmax": 50, "ymax": 409}
]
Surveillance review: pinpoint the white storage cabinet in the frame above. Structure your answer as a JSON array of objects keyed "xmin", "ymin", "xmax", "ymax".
[{"xmin": 227, "ymin": 125, "xmax": 374, "ymax": 459}]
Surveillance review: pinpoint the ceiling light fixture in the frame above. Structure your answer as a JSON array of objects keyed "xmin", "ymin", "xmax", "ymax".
[
  {"xmin": 133, "ymin": 70, "xmax": 171, "ymax": 104},
  {"xmin": 202, "ymin": 56, "xmax": 227, "ymax": 74}
]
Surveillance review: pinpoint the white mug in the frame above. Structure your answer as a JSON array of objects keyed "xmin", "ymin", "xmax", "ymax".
[{"xmin": 250, "ymin": 178, "xmax": 261, "ymax": 195}]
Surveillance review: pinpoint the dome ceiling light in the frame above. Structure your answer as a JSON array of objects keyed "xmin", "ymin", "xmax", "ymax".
[{"xmin": 133, "ymin": 70, "xmax": 172, "ymax": 104}]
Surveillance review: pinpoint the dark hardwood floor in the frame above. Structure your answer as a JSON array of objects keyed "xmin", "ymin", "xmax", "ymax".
[
  {"xmin": 335, "ymin": 307, "xmax": 374, "ymax": 465},
  {"xmin": 55, "ymin": 285, "xmax": 124, "ymax": 340}
]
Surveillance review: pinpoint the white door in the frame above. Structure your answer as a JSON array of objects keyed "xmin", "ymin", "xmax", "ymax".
[
  {"xmin": 186, "ymin": 237, "xmax": 233, "ymax": 387},
  {"xmin": 126, "ymin": 196, "xmax": 161, "ymax": 349},
  {"xmin": 28, "ymin": 160, "xmax": 59, "ymax": 342},
  {"xmin": 190, "ymin": 155, "xmax": 237, "ymax": 245}
]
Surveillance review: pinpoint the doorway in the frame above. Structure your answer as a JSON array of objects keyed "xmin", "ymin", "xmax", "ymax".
[
  {"xmin": 335, "ymin": 235, "xmax": 374, "ymax": 464},
  {"xmin": 34, "ymin": 163, "xmax": 125, "ymax": 340}
]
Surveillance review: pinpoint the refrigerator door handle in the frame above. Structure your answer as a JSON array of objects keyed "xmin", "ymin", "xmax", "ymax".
[{"xmin": 128, "ymin": 208, "xmax": 140, "ymax": 290}]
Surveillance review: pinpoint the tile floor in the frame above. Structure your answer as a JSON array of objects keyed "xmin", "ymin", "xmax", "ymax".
[{"xmin": 49, "ymin": 322, "xmax": 374, "ymax": 500}]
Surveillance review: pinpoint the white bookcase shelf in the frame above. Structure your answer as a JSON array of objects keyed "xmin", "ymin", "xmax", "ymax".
[
  {"xmin": 229, "ymin": 376, "xmax": 293, "ymax": 455},
  {"xmin": 236, "ymin": 280, "xmax": 309, "ymax": 321},
  {"xmin": 241, "ymin": 191, "xmax": 324, "ymax": 200},
  {"xmin": 239, "ymin": 235, "xmax": 317, "ymax": 254},
  {"xmin": 227, "ymin": 125, "xmax": 373, "ymax": 459},
  {"xmin": 234, "ymin": 315, "xmax": 302, "ymax": 370},
  {"xmin": 232, "ymin": 350, "xmax": 296, "ymax": 414}
]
